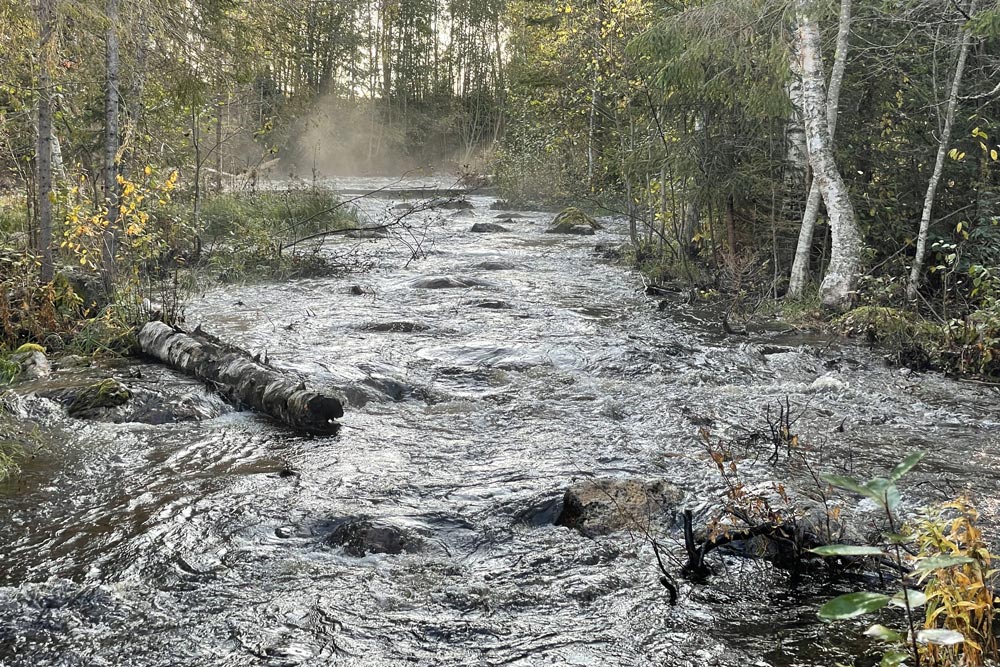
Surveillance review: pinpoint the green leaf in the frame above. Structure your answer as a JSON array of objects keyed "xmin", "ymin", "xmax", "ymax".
[
  {"xmin": 913, "ymin": 555, "xmax": 974, "ymax": 573},
  {"xmin": 890, "ymin": 589, "xmax": 927, "ymax": 609},
  {"xmin": 865, "ymin": 624, "xmax": 903, "ymax": 643},
  {"xmin": 818, "ymin": 592, "xmax": 890, "ymax": 620},
  {"xmin": 889, "ymin": 452, "xmax": 924, "ymax": 482},
  {"xmin": 880, "ymin": 650, "xmax": 910, "ymax": 667},
  {"xmin": 809, "ymin": 545, "xmax": 886, "ymax": 557},
  {"xmin": 822, "ymin": 474, "xmax": 882, "ymax": 503},
  {"xmin": 916, "ymin": 629, "xmax": 964, "ymax": 646},
  {"xmin": 883, "ymin": 532, "xmax": 914, "ymax": 545},
  {"xmin": 866, "ymin": 477, "xmax": 901, "ymax": 512}
]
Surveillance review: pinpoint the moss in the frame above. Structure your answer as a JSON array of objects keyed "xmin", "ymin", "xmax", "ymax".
[
  {"xmin": 548, "ymin": 206, "xmax": 602, "ymax": 232},
  {"xmin": 14, "ymin": 343, "xmax": 45, "ymax": 355},
  {"xmin": 67, "ymin": 378, "xmax": 132, "ymax": 418}
]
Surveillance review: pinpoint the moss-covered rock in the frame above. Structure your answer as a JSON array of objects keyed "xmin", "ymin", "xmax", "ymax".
[
  {"xmin": 546, "ymin": 207, "xmax": 602, "ymax": 235},
  {"xmin": 10, "ymin": 349, "xmax": 51, "ymax": 381},
  {"xmin": 67, "ymin": 378, "xmax": 132, "ymax": 419}
]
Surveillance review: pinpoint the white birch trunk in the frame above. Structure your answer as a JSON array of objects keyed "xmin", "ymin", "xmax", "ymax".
[
  {"xmin": 795, "ymin": 0, "xmax": 861, "ymax": 310},
  {"xmin": 906, "ymin": 0, "xmax": 978, "ymax": 300},
  {"xmin": 787, "ymin": 0, "xmax": 851, "ymax": 298}
]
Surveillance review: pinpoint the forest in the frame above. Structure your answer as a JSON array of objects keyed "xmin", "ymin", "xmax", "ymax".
[{"xmin": 2, "ymin": 0, "xmax": 1000, "ymax": 665}]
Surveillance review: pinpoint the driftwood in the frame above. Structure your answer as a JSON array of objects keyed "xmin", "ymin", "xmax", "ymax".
[{"xmin": 138, "ymin": 321, "xmax": 343, "ymax": 434}]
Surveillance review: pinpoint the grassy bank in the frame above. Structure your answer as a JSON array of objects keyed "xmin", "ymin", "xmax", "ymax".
[{"xmin": 1, "ymin": 188, "xmax": 358, "ymax": 355}]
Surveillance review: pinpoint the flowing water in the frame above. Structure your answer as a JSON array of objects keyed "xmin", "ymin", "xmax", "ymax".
[{"xmin": 2, "ymin": 180, "xmax": 1000, "ymax": 666}]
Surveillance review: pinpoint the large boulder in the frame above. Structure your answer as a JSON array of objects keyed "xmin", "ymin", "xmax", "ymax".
[
  {"xmin": 546, "ymin": 207, "xmax": 602, "ymax": 235},
  {"xmin": 325, "ymin": 518, "xmax": 424, "ymax": 556},
  {"xmin": 556, "ymin": 477, "xmax": 684, "ymax": 536}
]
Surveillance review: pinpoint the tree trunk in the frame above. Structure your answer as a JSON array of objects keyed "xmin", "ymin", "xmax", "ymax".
[
  {"xmin": 215, "ymin": 96, "xmax": 224, "ymax": 194},
  {"xmin": 35, "ymin": 0, "xmax": 56, "ymax": 284},
  {"xmin": 138, "ymin": 321, "xmax": 344, "ymax": 435},
  {"xmin": 906, "ymin": 0, "xmax": 978, "ymax": 300},
  {"xmin": 795, "ymin": 0, "xmax": 861, "ymax": 311},
  {"xmin": 101, "ymin": 0, "xmax": 121, "ymax": 294},
  {"xmin": 787, "ymin": 0, "xmax": 851, "ymax": 298}
]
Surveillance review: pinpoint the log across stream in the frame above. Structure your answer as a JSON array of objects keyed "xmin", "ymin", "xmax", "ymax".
[{"xmin": 138, "ymin": 321, "xmax": 343, "ymax": 434}]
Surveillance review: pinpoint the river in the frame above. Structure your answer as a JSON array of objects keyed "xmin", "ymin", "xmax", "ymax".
[{"xmin": 2, "ymin": 180, "xmax": 999, "ymax": 666}]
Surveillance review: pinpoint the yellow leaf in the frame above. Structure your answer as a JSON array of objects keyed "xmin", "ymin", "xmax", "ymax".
[{"xmin": 992, "ymin": 149, "xmax": 998, "ymax": 161}]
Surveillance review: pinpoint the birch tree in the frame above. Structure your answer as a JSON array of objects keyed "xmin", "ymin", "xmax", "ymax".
[
  {"xmin": 906, "ymin": 0, "xmax": 979, "ymax": 300},
  {"xmin": 794, "ymin": 0, "xmax": 861, "ymax": 310},
  {"xmin": 787, "ymin": 0, "xmax": 851, "ymax": 298}
]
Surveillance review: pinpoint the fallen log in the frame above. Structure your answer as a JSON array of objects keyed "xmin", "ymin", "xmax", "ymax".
[{"xmin": 137, "ymin": 321, "xmax": 343, "ymax": 435}]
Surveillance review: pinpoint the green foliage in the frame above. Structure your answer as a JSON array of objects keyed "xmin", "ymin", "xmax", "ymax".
[
  {"xmin": 192, "ymin": 189, "xmax": 357, "ymax": 282},
  {"xmin": 815, "ymin": 454, "xmax": 1000, "ymax": 667}
]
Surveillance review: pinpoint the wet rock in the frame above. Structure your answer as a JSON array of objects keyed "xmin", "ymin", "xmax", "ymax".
[
  {"xmin": 348, "ymin": 285, "xmax": 366, "ymax": 295},
  {"xmin": 362, "ymin": 375, "xmax": 418, "ymax": 401},
  {"xmin": 462, "ymin": 299, "xmax": 512, "ymax": 309},
  {"xmin": 495, "ymin": 213, "xmax": 527, "ymax": 219},
  {"xmin": 469, "ymin": 222, "xmax": 509, "ymax": 233},
  {"xmin": 28, "ymin": 368, "xmax": 226, "ymax": 424},
  {"xmin": 547, "ymin": 207, "xmax": 602, "ymax": 235},
  {"xmin": 436, "ymin": 199, "xmax": 474, "ymax": 210},
  {"xmin": 475, "ymin": 260, "xmax": 516, "ymax": 271},
  {"xmin": 449, "ymin": 209, "xmax": 475, "ymax": 219},
  {"xmin": 325, "ymin": 518, "xmax": 423, "ymax": 556},
  {"xmin": 410, "ymin": 275, "xmax": 492, "ymax": 289},
  {"xmin": 55, "ymin": 354, "xmax": 90, "ymax": 369},
  {"xmin": 362, "ymin": 321, "xmax": 430, "ymax": 333},
  {"xmin": 67, "ymin": 378, "xmax": 132, "ymax": 418},
  {"xmin": 547, "ymin": 224, "xmax": 594, "ymax": 236},
  {"xmin": 11, "ymin": 349, "xmax": 51, "ymax": 381},
  {"xmin": 555, "ymin": 477, "xmax": 684, "ymax": 536}
]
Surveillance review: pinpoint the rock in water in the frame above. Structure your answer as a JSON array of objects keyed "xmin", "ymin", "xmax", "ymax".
[
  {"xmin": 469, "ymin": 222, "xmax": 509, "ymax": 233},
  {"xmin": 436, "ymin": 199, "xmax": 474, "ymax": 210},
  {"xmin": 325, "ymin": 518, "xmax": 423, "ymax": 556},
  {"xmin": 556, "ymin": 477, "xmax": 684, "ymax": 536},
  {"xmin": 546, "ymin": 207, "xmax": 602, "ymax": 235},
  {"xmin": 409, "ymin": 276, "xmax": 492, "ymax": 289},
  {"xmin": 10, "ymin": 349, "xmax": 51, "ymax": 380},
  {"xmin": 67, "ymin": 378, "xmax": 132, "ymax": 419}
]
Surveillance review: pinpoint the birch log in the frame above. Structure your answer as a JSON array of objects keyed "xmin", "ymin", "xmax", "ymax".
[{"xmin": 138, "ymin": 321, "xmax": 344, "ymax": 434}]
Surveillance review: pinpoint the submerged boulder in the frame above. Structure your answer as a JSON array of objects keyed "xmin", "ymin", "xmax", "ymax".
[
  {"xmin": 556, "ymin": 477, "xmax": 684, "ymax": 536},
  {"xmin": 67, "ymin": 378, "xmax": 131, "ymax": 418},
  {"xmin": 325, "ymin": 518, "xmax": 424, "ymax": 556},
  {"xmin": 546, "ymin": 207, "xmax": 602, "ymax": 235},
  {"xmin": 469, "ymin": 222, "xmax": 509, "ymax": 233},
  {"xmin": 436, "ymin": 199, "xmax": 474, "ymax": 210},
  {"xmin": 410, "ymin": 275, "xmax": 492, "ymax": 289}
]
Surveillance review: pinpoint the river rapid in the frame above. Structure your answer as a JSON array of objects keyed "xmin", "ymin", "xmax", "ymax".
[{"xmin": 2, "ymin": 179, "xmax": 999, "ymax": 666}]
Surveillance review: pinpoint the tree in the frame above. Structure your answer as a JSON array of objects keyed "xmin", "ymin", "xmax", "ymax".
[
  {"xmin": 906, "ymin": 0, "xmax": 979, "ymax": 300},
  {"xmin": 34, "ymin": 0, "xmax": 56, "ymax": 283},
  {"xmin": 101, "ymin": 0, "xmax": 121, "ymax": 292},
  {"xmin": 787, "ymin": 0, "xmax": 851, "ymax": 298},
  {"xmin": 794, "ymin": 0, "xmax": 861, "ymax": 310}
]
